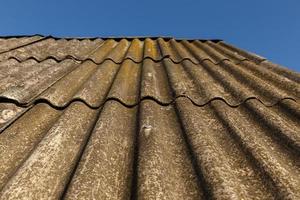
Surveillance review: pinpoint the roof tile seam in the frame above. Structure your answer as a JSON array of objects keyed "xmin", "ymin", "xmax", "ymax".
[
  {"xmin": 3, "ymin": 57, "xmax": 297, "ymax": 86},
  {"xmin": 0, "ymin": 96, "xmax": 297, "ymax": 110},
  {"xmin": 0, "ymin": 54, "xmax": 124, "ymax": 133},
  {"xmin": 1, "ymin": 56, "xmax": 298, "ymax": 108},
  {"xmin": 1, "ymin": 97, "xmax": 297, "ymax": 137},
  {"xmin": 0, "ymin": 36, "xmax": 269, "ymax": 66},
  {"xmin": 4, "ymin": 56, "xmax": 296, "ymax": 83},
  {"xmin": 4, "ymin": 56, "xmax": 297, "ymax": 86},
  {"xmin": 0, "ymin": 38, "xmax": 269, "ymax": 65},
  {"xmin": 2, "ymin": 55, "xmax": 267, "ymax": 67},
  {"xmin": 0, "ymin": 38, "xmax": 255, "ymax": 64}
]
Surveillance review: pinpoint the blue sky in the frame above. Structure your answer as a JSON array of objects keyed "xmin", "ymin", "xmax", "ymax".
[{"xmin": 0, "ymin": 0, "xmax": 299, "ymax": 71}]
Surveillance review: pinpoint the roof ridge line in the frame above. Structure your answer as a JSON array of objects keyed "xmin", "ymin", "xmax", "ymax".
[{"xmin": 0, "ymin": 34, "xmax": 223, "ymax": 41}]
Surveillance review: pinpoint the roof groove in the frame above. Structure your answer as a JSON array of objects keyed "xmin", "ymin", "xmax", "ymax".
[
  {"xmin": 172, "ymin": 100, "xmax": 213, "ymax": 199},
  {"xmin": 128, "ymin": 46, "xmax": 143, "ymax": 199},
  {"xmin": 244, "ymin": 101, "xmax": 300, "ymax": 154},
  {"xmin": 59, "ymin": 100, "xmax": 106, "ymax": 200},
  {"xmin": 0, "ymin": 104, "xmax": 64, "ymax": 190},
  {"xmin": 206, "ymin": 41, "xmax": 247, "ymax": 63},
  {"xmin": 218, "ymin": 61, "xmax": 293, "ymax": 99},
  {"xmin": 174, "ymin": 99, "xmax": 282, "ymax": 199},
  {"xmin": 208, "ymin": 102, "xmax": 286, "ymax": 199},
  {"xmin": 210, "ymin": 101, "xmax": 300, "ymax": 199},
  {"xmin": 0, "ymin": 103, "xmax": 66, "ymax": 191},
  {"xmin": 217, "ymin": 41, "xmax": 266, "ymax": 63},
  {"xmin": 261, "ymin": 61, "xmax": 300, "ymax": 83},
  {"xmin": 236, "ymin": 61, "xmax": 299, "ymax": 92},
  {"xmin": 0, "ymin": 103, "xmax": 100, "ymax": 199}
]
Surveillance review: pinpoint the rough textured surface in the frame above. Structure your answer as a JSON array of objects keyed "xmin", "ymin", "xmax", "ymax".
[
  {"xmin": 0, "ymin": 36, "xmax": 299, "ymax": 199},
  {"xmin": 0, "ymin": 103, "xmax": 26, "ymax": 131},
  {"xmin": 137, "ymin": 100, "xmax": 203, "ymax": 199},
  {"xmin": 0, "ymin": 99, "xmax": 299, "ymax": 199},
  {"xmin": 0, "ymin": 36, "xmax": 299, "ymax": 107},
  {"xmin": 0, "ymin": 36, "xmax": 43, "ymax": 53},
  {"xmin": 0, "ymin": 103, "xmax": 98, "ymax": 199},
  {"xmin": 65, "ymin": 101, "xmax": 137, "ymax": 200}
]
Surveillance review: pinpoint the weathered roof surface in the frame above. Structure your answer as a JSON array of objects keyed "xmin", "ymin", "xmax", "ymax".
[
  {"xmin": 0, "ymin": 37, "xmax": 299, "ymax": 108},
  {"xmin": 0, "ymin": 36, "xmax": 299, "ymax": 199}
]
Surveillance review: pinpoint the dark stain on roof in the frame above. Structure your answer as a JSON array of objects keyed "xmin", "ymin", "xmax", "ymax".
[{"xmin": 0, "ymin": 35, "xmax": 299, "ymax": 199}]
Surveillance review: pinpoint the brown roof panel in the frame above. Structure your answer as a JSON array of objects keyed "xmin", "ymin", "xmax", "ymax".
[
  {"xmin": 0, "ymin": 37, "xmax": 271, "ymax": 64},
  {"xmin": 176, "ymin": 98, "xmax": 300, "ymax": 199},
  {"xmin": 218, "ymin": 41, "xmax": 266, "ymax": 63},
  {"xmin": 0, "ymin": 36, "xmax": 43, "ymax": 54},
  {"xmin": 0, "ymin": 38, "xmax": 103, "ymax": 62},
  {"xmin": 0, "ymin": 58, "xmax": 298, "ymax": 107},
  {"xmin": 261, "ymin": 60, "xmax": 300, "ymax": 83},
  {"xmin": 0, "ymin": 102, "xmax": 99, "ymax": 199},
  {"xmin": 0, "ymin": 36, "xmax": 299, "ymax": 199},
  {"xmin": 64, "ymin": 101, "xmax": 138, "ymax": 199},
  {"xmin": 0, "ymin": 99, "xmax": 299, "ymax": 199},
  {"xmin": 0, "ymin": 59, "xmax": 80, "ymax": 103}
]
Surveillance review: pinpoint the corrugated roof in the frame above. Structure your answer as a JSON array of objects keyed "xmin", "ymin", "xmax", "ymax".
[
  {"xmin": 0, "ymin": 37, "xmax": 299, "ymax": 108},
  {"xmin": 0, "ymin": 36, "xmax": 299, "ymax": 199}
]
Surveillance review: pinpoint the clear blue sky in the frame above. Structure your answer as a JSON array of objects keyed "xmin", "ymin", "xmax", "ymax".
[{"xmin": 0, "ymin": 0, "xmax": 299, "ymax": 72}]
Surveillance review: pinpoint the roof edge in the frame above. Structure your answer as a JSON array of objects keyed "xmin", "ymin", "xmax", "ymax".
[{"xmin": 0, "ymin": 34, "xmax": 223, "ymax": 42}]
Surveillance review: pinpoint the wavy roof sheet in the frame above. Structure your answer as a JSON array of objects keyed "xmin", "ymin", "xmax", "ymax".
[{"xmin": 0, "ymin": 35, "xmax": 299, "ymax": 199}]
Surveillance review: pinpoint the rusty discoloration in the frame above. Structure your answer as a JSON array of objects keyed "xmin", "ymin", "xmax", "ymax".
[
  {"xmin": 107, "ymin": 60, "xmax": 142, "ymax": 104},
  {"xmin": 143, "ymin": 38, "xmax": 161, "ymax": 60}
]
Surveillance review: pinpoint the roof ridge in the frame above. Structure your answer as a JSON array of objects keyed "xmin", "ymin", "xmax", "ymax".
[{"xmin": 0, "ymin": 34, "xmax": 223, "ymax": 41}]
